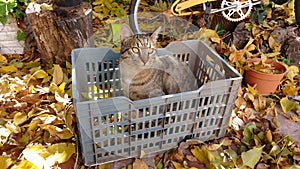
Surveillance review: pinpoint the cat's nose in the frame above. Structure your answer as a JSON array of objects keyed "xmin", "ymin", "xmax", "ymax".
[{"xmin": 140, "ymin": 55, "xmax": 149, "ymax": 65}]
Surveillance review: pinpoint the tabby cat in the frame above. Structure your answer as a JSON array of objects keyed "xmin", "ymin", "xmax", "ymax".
[{"xmin": 120, "ymin": 24, "xmax": 197, "ymax": 101}]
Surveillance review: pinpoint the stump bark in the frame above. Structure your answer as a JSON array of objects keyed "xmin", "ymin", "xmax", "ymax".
[{"xmin": 26, "ymin": 2, "xmax": 94, "ymax": 65}]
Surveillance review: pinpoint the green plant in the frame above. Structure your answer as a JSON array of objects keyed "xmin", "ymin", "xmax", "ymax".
[
  {"xmin": 250, "ymin": 7, "xmax": 268, "ymax": 24},
  {"xmin": 0, "ymin": 0, "xmax": 29, "ymax": 25}
]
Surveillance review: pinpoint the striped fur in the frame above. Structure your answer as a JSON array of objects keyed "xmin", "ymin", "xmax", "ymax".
[{"xmin": 120, "ymin": 24, "xmax": 196, "ymax": 100}]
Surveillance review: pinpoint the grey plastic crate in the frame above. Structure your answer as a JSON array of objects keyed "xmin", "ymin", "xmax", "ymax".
[{"xmin": 72, "ymin": 40, "xmax": 242, "ymax": 166}]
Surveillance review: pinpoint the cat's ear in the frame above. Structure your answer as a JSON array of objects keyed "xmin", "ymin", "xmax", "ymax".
[
  {"xmin": 150, "ymin": 26, "xmax": 161, "ymax": 41},
  {"xmin": 120, "ymin": 24, "xmax": 134, "ymax": 41}
]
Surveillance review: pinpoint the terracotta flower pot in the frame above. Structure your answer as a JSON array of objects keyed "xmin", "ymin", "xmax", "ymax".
[{"xmin": 245, "ymin": 58, "xmax": 287, "ymax": 95}]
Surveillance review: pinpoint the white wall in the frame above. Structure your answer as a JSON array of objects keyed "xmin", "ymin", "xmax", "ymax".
[{"xmin": 0, "ymin": 15, "xmax": 24, "ymax": 54}]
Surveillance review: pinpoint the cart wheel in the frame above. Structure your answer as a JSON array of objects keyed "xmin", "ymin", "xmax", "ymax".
[{"xmin": 221, "ymin": 0, "xmax": 253, "ymax": 22}]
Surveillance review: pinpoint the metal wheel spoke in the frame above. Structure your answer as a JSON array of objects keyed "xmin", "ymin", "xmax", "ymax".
[
  {"xmin": 237, "ymin": 9, "xmax": 245, "ymax": 17},
  {"xmin": 227, "ymin": 9, "xmax": 235, "ymax": 17},
  {"xmin": 240, "ymin": 1, "xmax": 250, "ymax": 7},
  {"xmin": 224, "ymin": 1, "xmax": 233, "ymax": 7}
]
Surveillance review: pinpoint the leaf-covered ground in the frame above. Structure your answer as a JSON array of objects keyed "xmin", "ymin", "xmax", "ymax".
[{"xmin": 0, "ymin": 0, "xmax": 300, "ymax": 168}]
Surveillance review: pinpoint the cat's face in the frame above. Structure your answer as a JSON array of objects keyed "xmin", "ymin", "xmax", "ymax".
[{"xmin": 120, "ymin": 24, "xmax": 161, "ymax": 67}]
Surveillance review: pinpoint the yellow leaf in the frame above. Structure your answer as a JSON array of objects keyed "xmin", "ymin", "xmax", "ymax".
[
  {"xmin": 0, "ymin": 156, "xmax": 13, "ymax": 169},
  {"xmin": 0, "ymin": 65, "xmax": 18, "ymax": 73},
  {"xmin": 49, "ymin": 83, "xmax": 59, "ymax": 94},
  {"xmin": 92, "ymin": 0, "xmax": 103, "ymax": 5},
  {"xmin": 288, "ymin": 65, "xmax": 299, "ymax": 73},
  {"xmin": 268, "ymin": 35, "xmax": 281, "ymax": 52},
  {"xmin": 282, "ymin": 84, "xmax": 298, "ymax": 96},
  {"xmin": 24, "ymin": 144, "xmax": 50, "ymax": 156},
  {"xmin": 266, "ymin": 130, "xmax": 272, "ymax": 143},
  {"xmin": 285, "ymin": 65, "xmax": 299, "ymax": 81},
  {"xmin": 280, "ymin": 97, "xmax": 297, "ymax": 113},
  {"xmin": 56, "ymin": 128, "xmax": 74, "ymax": 139},
  {"xmin": 260, "ymin": 53, "xmax": 268, "ymax": 63},
  {"xmin": 247, "ymin": 84, "xmax": 257, "ymax": 96},
  {"xmin": 14, "ymin": 112, "xmax": 28, "ymax": 126},
  {"xmin": 47, "ymin": 143, "xmax": 75, "ymax": 164},
  {"xmin": 23, "ymin": 147, "xmax": 46, "ymax": 169},
  {"xmin": 42, "ymin": 125, "xmax": 61, "ymax": 136},
  {"xmin": 0, "ymin": 54, "xmax": 8, "ymax": 63},
  {"xmin": 172, "ymin": 161, "xmax": 185, "ymax": 169},
  {"xmin": 265, "ymin": 52, "xmax": 281, "ymax": 58},
  {"xmin": 11, "ymin": 160, "xmax": 38, "ymax": 169},
  {"xmin": 244, "ymin": 38, "xmax": 255, "ymax": 49},
  {"xmin": 98, "ymin": 163, "xmax": 111, "ymax": 169},
  {"xmin": 246, "ymin": 44, "xmax": 256, "ymax": 52},
  {"xmin": 93, "ymin": 11, "xmax": 105, "ymax": 20},
  {"xmin": 242, "ymin": 146, "xmax": 264, "ymax": 169},
  {"xmin": 199, "ymin": 28, "xmax": 219, "ymax": 41},
  {"xmin": 133, "ymin": 158, "xmax": 148, "ymax": 169},
  {"xmin": 229, "ymin": 50, "xmax": 245, "ymax": 63},
  {"xmin": 58, "ymin": 82, "xmax": 66, "ymax": 92},
  {"xmin": 210, "ymin": 37, "xmax": 221, "ymax": 43},
  {"xmin": 42, "ymin": 75, "xmax": 51, "ymax": 83},
  {"xmin": 32, "ymin": 70, "xmax": 48, "ymax": 79},
  {"xmin": 191, "ymin": 146, "xmax": 215, "ymax": 168}
]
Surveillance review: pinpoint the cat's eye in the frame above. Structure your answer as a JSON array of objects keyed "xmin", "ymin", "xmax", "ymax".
[
  {"xmin": 148, "ymin": 48, "xmax": 154, "ymax": 54},
  {"xmin": 131, "ymin": 47, "xmax": 139, "ymax": 53}
]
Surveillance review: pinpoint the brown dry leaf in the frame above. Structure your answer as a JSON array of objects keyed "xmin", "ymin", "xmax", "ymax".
[
  {"xmin": 252, "ymin": 26, "xmax": 262, "ymax": 37},
  {"xmin": 41, "ymin": 125, "xmax": 66, "ymax": 138},
  {"xmin": 132, "ymin": 158, "xmax": 148, "ymax": 169},
  {"xmin": 170, "ymin": 150, "xmax": 184, "ymax": 163},
  {"xmin": 287, "ymin": 116, "xmax": 300, "ymax": 122},
  {"xmin": 21, "ymin": 94, "xmax": 40, "ymax": 104},
  {"xmin": 185, "ymin": 139, "xmax": 203, "ymax": 146},
  {"xmin": 52, "ymin": 64, "xmax": 64, "ymax": 85},
  {"xmin": 204, "ymin": 143, "xmax": 222, "ymax": 151},
  {"xmin": 253, "ymin": 95, "xmax": 267, "ymax": 112},
  {"xmin": 186, "ymin": 155, "xmax": 198, "ymax": 162},
  {"xmin": 268, "ymin": 35, "xmax": 281, "ymax": 52},
  {"xmin": 235, "ymin": 97, "xmax": 247, "ymax": 109},
  {"xmin": 244, "ymin": 92, "xmax": 255, "ymax": 102}
]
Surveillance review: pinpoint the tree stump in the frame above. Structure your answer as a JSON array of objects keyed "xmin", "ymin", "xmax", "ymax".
[{"xmin": 26, "ymin": 2, "xmax": 94, "ymax": 65}]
